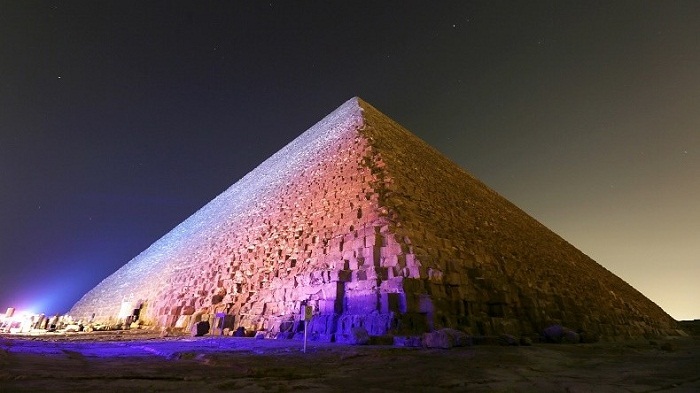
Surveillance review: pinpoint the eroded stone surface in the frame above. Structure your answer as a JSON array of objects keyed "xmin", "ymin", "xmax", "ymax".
[{"xmin": 69, "ymin": 97, "xmax": 678, "ymax": 339}]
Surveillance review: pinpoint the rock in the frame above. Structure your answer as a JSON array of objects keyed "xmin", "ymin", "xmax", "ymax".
[
  {"xmin": 308, "ymin": 331, "xmax": 322, "ymax": 341},
  {"xmin": 335, "ymin": 326, "xmax": 371, "ymax": 345},
  {"xmin": 233, "ymin": 326, "xmax": 246, "ymax": 337},
  {"xmin": 562, "ymin": 330, "xmax": 581, "ymax": 344},
  {"xmin": 393, "ymin": 336, "xmax": 422, "ymax": 347},
  {"xmin": 181, "ymin": 306, "xmax": 195, "ymax": 315},
  {"xmin": 275, "ymin": 331, "xmax": 295, "ymax": 339},
  {"xmin": 350, "ymin": 326, "xmax": 370, "ymax": 345},
  {"xmin": 423, "ymin": 328, "xmax": 471, "ymax": 349},
  {"xmin": 498, "ymin": 334, "xmax": 519, "ymax": 346},
  {"xmin": 543, "ymin": 325, "xmax": 564, "ymax": 342},
  {"xmin": 543, "ymin": 325, "xmax": 580, "ymax": 343},
  {"xmin": 255, "ymin": 331, "xmax": 265, "ymax": 340},
  {"xmin": 338, "ymin": 326, "xmax": 369, "ymax": 345},
  {"xmin": 519, "ymin": 336, "xmax": 533, "ymax": 346},
  {"xmin": 191, "ymin": 321, "xmax": 210, "ymax": 337}
]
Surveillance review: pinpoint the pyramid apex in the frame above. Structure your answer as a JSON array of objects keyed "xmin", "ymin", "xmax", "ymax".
[{"xmin": 342, "ymin": 96, "xmax": 370, "ymax": 110}]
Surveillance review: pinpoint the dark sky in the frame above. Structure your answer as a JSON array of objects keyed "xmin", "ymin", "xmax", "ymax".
[{"xmin": 1, "ymin": 1, "xmax": 698, "ymax": 320}]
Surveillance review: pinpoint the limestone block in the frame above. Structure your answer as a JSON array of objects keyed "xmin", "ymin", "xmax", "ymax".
[
  {"xmin": 405, "ymin": 293, "xmax": 434, "ymax": 314},
  {"xmin": 335, "ymin": 326, "xmax": 370, "ymax": 345},
  {"xmin": 382, "ymin": 255, "xmax": 399, "ymax": 267},
  {"xmin": 191, "ymin": 321, "xmax": 210, "ymax": 337},
  {"xmin": 380, "ymin": 277, "xmax": 404, "ymax": 292},
  {"xmin": 380, "ymin": 292, "xmax": 406, "ymax": 313},
  {"xmin": 346, "ymin": 279, "xmax": 377, "ymax": 292},
  {"xmin": 393, "ymin": 335, "xmax": 422, "ymax": 347},
  {"xmin": 364, "ymin": 314, "xmax": 395, "ymax": 336},
  {"xmin": 318, "ymin": 299, "xmax": 336, "ymax": 315},
  {"xmin": 422, "ymin": 328, "xmax": 471, "ymax": 349},
  {"xmin": 174, "ymin": 315, "xmax": 190, "ymax": 329},
  {"xmin": 345, "ymin": 294, "xmax": 379, "ymax": 314},
  {"xmin": 445, "ymin": 272, "xmax": 462, "ymax": 286},
  {"xmin": 427, "ymin": 268, "xmax": 444, "ymax": 282},
  {"xmin": 396, "ymin": 312, "xmax": 430, "ymax": 334},
  {"xmin": 347, "ymin": 258, "xmax": 360, "ymax": 270},
  {"xmin": 382, "ymin": 242, "xmax": 403, "ymax": 257},
  {"xmin": 309, "ymin": 314, "xmax": 338, "ymax": 336}
]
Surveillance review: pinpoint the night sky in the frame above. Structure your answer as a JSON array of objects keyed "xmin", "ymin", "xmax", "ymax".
[{"xmin": 1, "ymin": 2, "xmax": 698, "ymax": 320}]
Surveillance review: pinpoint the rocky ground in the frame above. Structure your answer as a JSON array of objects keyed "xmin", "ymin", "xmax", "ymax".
[{"xmin": 1, "ymin": 330, "xmax": 699, "ymax": 392}]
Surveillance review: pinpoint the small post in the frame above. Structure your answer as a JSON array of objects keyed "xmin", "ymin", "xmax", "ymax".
[
  {"xmin": 303, "ymin": 304, "xmax": 313, "ymax": 353},
  {"xmin": 303, "ymin": 320, "xmax": 308, "ymax": 353},
  {"xmin": 215, "ymin": 312, "xmax": 226, "ymax": 348}
]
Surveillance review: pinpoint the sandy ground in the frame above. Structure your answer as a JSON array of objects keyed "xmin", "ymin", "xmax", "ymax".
[{"xmin": 1, "ymin": 331, "xmax": 699, "ymax": 392}]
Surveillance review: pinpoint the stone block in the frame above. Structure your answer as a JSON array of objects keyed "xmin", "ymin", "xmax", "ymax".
[
  {"xmin": 380, "ymin": 292, "xmax": 405, "ymax": 314},
  {"xmin": 405, "ymin": 293, "xmax": 434, "ymax": 314},
  {"xmin": 174, "ymin": 315, "xmax": 190, "ymax": 329},
  {"xmin": 319, "ymin": 299, "xmax": 336, "ymax": 315},
  {"xmin": 346, "ymin": 294, "xmax": 379, "ymax": 314},
  {"xmin": 191, "ymin": 321, "xmax": 210, "ymax": 337},
  {"xmin": 393, "ymin": 336, "xmax": 422, "ymax": 347},
  {"xmin": 542, "ymin": 324, "xmax": 581, "ymax": 344},
  {"xmin": 336, "ymin": 270, "xmax": 352, "ymax": 282},
  {"xmin": 336, "ymin": 326, "xmax": 370, "ymax": 345},
  {"xmin": 309, "ymin": 315, "xmax": 338, "ymax": 335},
  {"xmin": 396, "ymin": 313, "xmax": 430, "ymax": 334},
  {"xmin": 422, "ymin": 328, "xmax": 471, "ymax": 349}
]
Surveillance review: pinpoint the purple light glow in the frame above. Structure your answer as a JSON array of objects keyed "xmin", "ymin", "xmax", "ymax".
[{"xmin": 0, "ymin": 336, "xmax": 321, "ymax": 358}]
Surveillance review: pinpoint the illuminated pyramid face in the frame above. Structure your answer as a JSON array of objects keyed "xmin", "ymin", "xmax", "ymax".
[{"xmin": 70, "ymin": 97, "xmax": 677, "ymax": 339}]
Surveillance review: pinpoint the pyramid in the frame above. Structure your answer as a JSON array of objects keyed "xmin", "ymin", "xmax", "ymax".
[{"xmin": 70, "ymin": 97, "xmax": 678, "ymax": 340}]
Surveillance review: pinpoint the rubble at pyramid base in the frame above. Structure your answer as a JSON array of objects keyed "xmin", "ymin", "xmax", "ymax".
[{"xmin": 69, "ymin": 98, "xmax": 679, "ymax": 342}]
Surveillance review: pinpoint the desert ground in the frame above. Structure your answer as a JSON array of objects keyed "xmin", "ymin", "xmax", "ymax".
[{"xmin": 1, "ymin": 330, "xmax": 699, "ymax": 392}]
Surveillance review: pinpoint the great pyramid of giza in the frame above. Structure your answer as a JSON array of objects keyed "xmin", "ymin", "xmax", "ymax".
[{"xmin": 70, "ymin": 97, "xmax": 678, "ymax": 340}]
